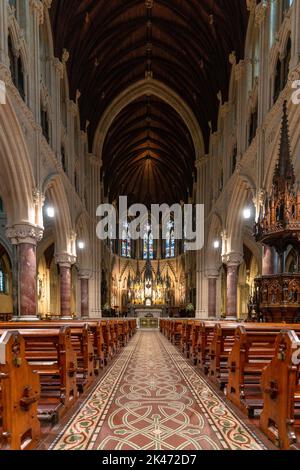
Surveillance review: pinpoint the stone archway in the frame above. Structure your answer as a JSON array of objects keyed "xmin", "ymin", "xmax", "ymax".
[{"xmin": 93, "ymin": 78, "xmax": 205, "ymax": 161}]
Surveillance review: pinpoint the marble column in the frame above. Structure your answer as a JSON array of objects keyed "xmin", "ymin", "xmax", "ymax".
[
  {"xmin": 208, "ymin": 274, "xmax": 218, "ymax": 318},
  {"xmin": 56, "ymin": 254, "xmax": 76, "ymax": 319},
  {"xmin": 6, "ymin": 224, "xmax": 43, "ymax": 320},
  {"xmin": 208, "ymin": 278, "xmax": 217, "ymax": 318},
  {"xmin": 79, "ymin": 271, "xmax": 90, "ymax": 319},
  {"xmin": 224, "ymin": 253, "xmax": 242, "ymax": 319},
  {"xmin": 195, "ymin": 156, "xmax": 209, "ymax": 319}
]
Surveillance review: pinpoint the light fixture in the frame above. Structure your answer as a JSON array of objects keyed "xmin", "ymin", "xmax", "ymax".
[
  {"xmin": 78, "ymin": 241, "xmax": 85, "ymax": 250},
  {"xmin": 46, "ymin": 206, "xmax": 55, "ymax": 218},
  {"xmin": 213, "ymin": 240, "xmax": 220, "ymax": 249},
  {"xmin": 243, "ymin": 207, "xmax": 252, "ymax": 220}
]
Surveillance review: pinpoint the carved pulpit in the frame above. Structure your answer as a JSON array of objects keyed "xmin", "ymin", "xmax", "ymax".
[{"xmin": 253, "ymin": 101, "xmax": 300, "ymax": 323}]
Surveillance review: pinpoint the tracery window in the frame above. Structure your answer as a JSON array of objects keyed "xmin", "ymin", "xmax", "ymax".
[
  {"xmin": 121, "ymin": 223, "xmax": 132, "ymax": 258},
  {"xmin": 165, "ymin": 221, "xmax": 175, "ymax": 259},
  {"xmin": 0, "ymin": 259, "xmax": 7, "ymax": 295},
  {"xmin": 143, "ymin": 225, "xmax": 154, "ymax": 260}
]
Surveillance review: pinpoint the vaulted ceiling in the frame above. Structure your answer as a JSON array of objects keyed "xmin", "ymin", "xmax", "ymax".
[
  {"xmin": 102, "ymin": 95, "xmax": 196, "ymax": 205},
  {"xmin": 50, "ymin": 0, "xmax": 249, "ymax": 203}
]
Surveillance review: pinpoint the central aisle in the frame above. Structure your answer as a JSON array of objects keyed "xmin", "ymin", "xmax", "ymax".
[{"xmin": 50, "ymin": 331, "xmax": 265, "ymax": 451}]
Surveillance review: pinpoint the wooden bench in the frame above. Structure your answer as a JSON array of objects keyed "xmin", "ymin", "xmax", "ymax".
[
  {"xmin": 190, "ymin": 320, "xmax": 201, "ymax": 365},
  {"xmin": 197, "ymin": 321, "xmax": 219, "ymax": 373},
  {"xmin": 180, "ymin": 320, "xmax": 194, "ymax": 358},
  {"xmin": 260, "ymin": 329, "xmax": 300, "ymax": 449},
  {"xmin": 1, "ymin": 322, "xmax": 94, "ymax": 395},
  {"xmin": 9, "ymin": 327, "xmax": 78, "ymax": 422},
  {"xmin": 0, "ymin": 330, "xmax": 40, "ymax": 450},
  {"xmin": 208, "ymin": 322, "xmax": 238, "ymax": 389},
  {"xmin": 227, "ymin": 324, "xmax": 300, "ymax": 418}
]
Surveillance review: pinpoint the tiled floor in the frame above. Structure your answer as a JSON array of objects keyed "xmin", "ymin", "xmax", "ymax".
[{"xmin": 42, "ymin": 331, "xmax": 275, "ymax": 451}]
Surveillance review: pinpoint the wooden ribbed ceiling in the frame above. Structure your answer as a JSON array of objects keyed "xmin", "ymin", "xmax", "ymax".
[
  {"xmin": 102, "ymin": 95, "xmax": 196, "ymax": 205},
  {"xmin": 50, "ymin": 0, "xmax": 249, "ymax": 203}
]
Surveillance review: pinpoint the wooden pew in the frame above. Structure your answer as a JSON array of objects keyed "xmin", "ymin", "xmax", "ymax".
[
  {"xmin": 0, "ymin": 322, "xmax": 93, "ymax": 395},
  {"xmin": 172, "ymin": 320, "xmax": 184, "ymax": 346},
  {"xmin": 180, "ymin": 320, "xmax": 194, "ymax": 358},
  {"xmin": 11, "ymin": 327, "xmax": 77, "ymax": 422},
  {"xmin": 0, "ymin": 330, "xmax": 40, "ymax": 450},
  {"xmin": 101, "ymin": 320, "xmax": 113, "ymax": 363},
  {"xmin": 197, "ymin": 321, "xmax": 219, "ymax": 373},
  {"xmin": 227, "ymin": 324, "xmax": 300, "ymax": 418},
  {"xmin": 190, "ymin": 320, "xmax": 202, "ymax": 365},
  {"xmin": 260, "ymin": 329, "xmax": 300, "ymax": 449},
  {"xmin": 209, "ymin": 322, "xmax": 237, "ymax": 389}
]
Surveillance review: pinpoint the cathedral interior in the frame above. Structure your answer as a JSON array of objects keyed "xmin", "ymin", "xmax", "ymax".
[{"xmin": 1, "ymin": 0, "xmax": 300, "ymax": 454}]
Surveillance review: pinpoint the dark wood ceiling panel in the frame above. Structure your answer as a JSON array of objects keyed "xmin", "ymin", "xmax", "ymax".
[{"xmin": 50, "ymin": 0, "xmax": 249, "ymax": 204}]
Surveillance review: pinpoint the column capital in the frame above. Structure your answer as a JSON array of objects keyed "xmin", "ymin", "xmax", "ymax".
[
  {"xmin": 255, "ymin": 1, "xmax": 268, "ymax": 27},
  {"xmin": 78, "ymin": 269, "xmax": 92, "ymax": 280},
  {"xmin": 6, "ymin": 223, "xmax": 43, "ymax": 245},
  {"xmin": 29, "ymin": 0, "xmax": 44, "ymax": 24},
  {"xmin": 246, "ymin": 0, "xmax": 257, "ymax": 12},
  {"xmin": 206, "ymin": 268, "xmax": 219, "ymax": 279},
  {"xmin": 235, "ymin": 60, "xmax": 249, "ymax": 81},
  {"xmin": 222, "ymin": 252, "xmax": 243, "ymax": 267},
  {"xmin": 52, "ymin": 58, "xmax": 64, "ymax": 79},
  {"xmin": 55, "ymin": 253, "xmax": 77, "ymax": 267},
  {"xmin": 195, "ymin": 155, "xmax": 208, "ymax": 169}
]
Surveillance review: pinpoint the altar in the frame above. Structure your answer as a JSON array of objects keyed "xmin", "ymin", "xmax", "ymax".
[
  {"xmin": 134, "ymin": 308, "xmax": 163, "ymax": 329},
  {"xmin": 135, "ymin": 308, "xmax": 162, "ymax": 318}
]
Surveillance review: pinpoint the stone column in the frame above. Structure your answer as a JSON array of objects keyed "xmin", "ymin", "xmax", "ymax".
[
  {"xmin": 195, "ymin": 156, "xmax": 209, "ymax": 319},
  {"xmin": 291, "ymin": 0, "xmax": 300, "ymax": 68},
  {"xmin": 224, "ymin": 253, "xmax": 242, "ymax": 319},
  {"xmin": 207, "ymin": 270, "xmax": 219, "ymax": 318},
  {"xmin": 235, "ymin": 60, "xmax": 247, "ymax": 157},
  {"xmin": 0, "ymin": 0, "xmax": 9, "ymax": 66},
  {"xmin": 52, "ymin": 58, "xmax": 64, "ymax": 158},
  {"xmin": 79, "ymin": 271, "xmax": 90, "ymax": 319},
  {"xmin": 55, "ymin": 254, "xmax": 76, "ymax": 319},
  {"xmin": 6, "ymin": 224, "xmax": 43, "ymax": 320},
  {"xmin": 88, "ymin": 154, "xmax": 102, "ymax": 318}
]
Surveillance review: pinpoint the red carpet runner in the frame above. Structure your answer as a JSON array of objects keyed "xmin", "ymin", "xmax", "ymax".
[{"xmin": 50, "ymin": 331, "xmax": 265, "ymax": 450}]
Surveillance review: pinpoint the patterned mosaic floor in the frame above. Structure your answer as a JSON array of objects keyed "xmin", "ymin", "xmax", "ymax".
[{"xmin": 50, "ymin": 331, "xmax": 266, "ymax": 451}]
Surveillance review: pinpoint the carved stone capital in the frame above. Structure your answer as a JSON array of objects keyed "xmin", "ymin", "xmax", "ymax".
[
  {"xmin": 222, "ymin": 252, "xmax": 243, "ymax": 267},
  {"xmin": 6, "ymin": 223, "xmax": 44, "ymax": 245},
  {"xmin": 246, "ymin": 0, "xmax": 257, "ymax": 11},
  {"xmin": 62, "ymin": 49, "xmax": 70, "ymax": 64},
  {"xmin": 43, "ymin": 0, "xmax": 53, "ymax": 9},
  {"xmin": 29, "ymin": 0, "xmax": 44, "ymax": 24},
  {"xmin": 78, "ymin": 270, "xmax": 93, "ymax": 280},
  {"xmin": 195, "ymin": 155, "xmax": 208, "ymax": 169},
  {"xmin": 55, "ymin": 253, "xmax": 77, "ymax": 268},
  {"xmin": 53, "ymin": 58, "xmax": 64, "ymax": 79},
  {"xmin": 235, "ymin": 60, "xmax": 248, "ymax": 80},
  {"xmin": 206, "ymin": 268, "xmax": 220, "ymax": 279},
  {"xmin": 255, "ymin": 1, "xmax": 268, "ymax": 27}
]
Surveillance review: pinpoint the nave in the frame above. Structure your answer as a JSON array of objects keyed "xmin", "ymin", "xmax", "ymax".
[{"xmin": 44, "ymin": 330, "xmax": 268, "ymax": 451}]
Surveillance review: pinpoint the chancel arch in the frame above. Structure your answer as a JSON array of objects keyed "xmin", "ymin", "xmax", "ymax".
[
  {"xmin": 93, "ymin": 79, "xmax": 205, "ymax": 162},
  {"xmin": 0, "ymin": 96, "xmax": 36, "ymax": 226}
]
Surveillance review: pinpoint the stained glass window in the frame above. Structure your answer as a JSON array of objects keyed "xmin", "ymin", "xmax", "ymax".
[
  {"xmin": 0, "ymin": 260, "xmax": 6, "ymax": 294},
  {"xmin": 121, "ymin": 223, "xmax": 131, "ymax": 258},
  {"xmin": 143, "ymin": 225, "xmax": 154, "ymax": 260},
  {"xmin": 165, "ymin": 221, "xmax": 175, "ymax": 258}
]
